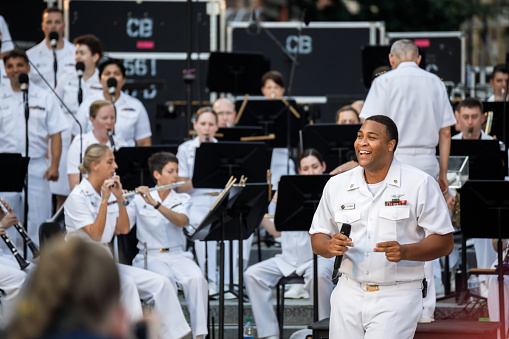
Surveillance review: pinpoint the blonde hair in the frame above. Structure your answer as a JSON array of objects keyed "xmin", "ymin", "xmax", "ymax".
[
  {"xmin": 89, "ymin": 100, "xmax": 113, "ymax": 119},
  {"xmin": 78, "ymin": 143, "xmax": 109, "ymax": 174},
  {"xmin": 7, "ymin": 238, "xmax": 120, "ymax": 339}
]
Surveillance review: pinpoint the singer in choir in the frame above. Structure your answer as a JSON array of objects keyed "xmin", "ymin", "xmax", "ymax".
[
  {"xmin": 67, "ymin": 100, "xmax": 127, "ymax": 191},
  {"xmin": 486, "ymin": 64, "xmax": 508, "ymax": 102},
  {"xmin": 64, "ymin": 143, "xmax": 191, "ymax": 339},
  {"xmin": 26, "ymin": 7, "xmax": 75, "ymax": 89},
  {"xmin": 0, "ymin": 201, "xmax": 28, "ymax": 329},
  {"xmin": 127, "ymin": 151, "xmax": 208, "ymax": 339},
  {"xmin": 52, "ymin": 34, "xmax": 104, "ymax": 209},
  {"xmin": 310, "ymin": 116, "xmax": 454, "ymax": 339},
  {"xmin": 71, "ymin": 59, "xmax": 152, "ymax": 146},
  {"xmin": 244, "ymin": 148, "xmax": 335, "ymax": 339},
  {"xmin": 0, "ymin": 49, "xmax": 65, "ymax": 250}
]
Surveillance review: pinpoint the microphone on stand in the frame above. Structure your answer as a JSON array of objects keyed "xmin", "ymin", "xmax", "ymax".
[
  {"xmin": 331, "ymin": 223, "xmax": 352, "ymax": 280},
  {"xmin": 76, "ymin": 61, "xmax": 85, "ymax": 105},
  {"xmin": 246, "ymin": 9, "xmax": 261, "ymax": 36},
  {"xmin": 49, "ymin": 31, "xmax": 59, "ymax": 88},
  {"xmin": 19, "ymin": 72, "xmax": 30, "ymax": 259},
  {"xmin": 19, "ymin": 73, "xmax": 29, "ymax": 120},
  {"xmin": 107, "ymin": 77, "xmax": 117, "ymax": 104}
]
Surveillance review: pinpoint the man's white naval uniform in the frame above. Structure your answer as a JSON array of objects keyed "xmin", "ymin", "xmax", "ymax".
[
  {"xmin": 66, "ymin": 131, "xmax": 127, "ymax": 177},
  {"xmin": 0, "ymin": 83, "xmax": 66, "ymax": 249},
  {"xmin": 27, "ymin": 39, "xmax": 76, "ymax": 89},
  {"xmin": 50, "ymin": 69, "xmax": 102, "ymax": 196},
  {"xmin": 127, "ymin": 189, "xmax": 208, "ymax": 339},
  {"xmin": 310, "ymin": 159, "xmax": 454, "ymax": 339},
  {"xmin": 244, "ymin": 211, "xmax": 334, "ymax": 338},
  {"xmin": 0, "ymin": 255, "xmax": 27, "ymax": 328},
  {"xmin": 71, "ymin": 92, "xmax": 152, "ymax": 146},
  {"xmin": 64, "ymin": 179, "xmax": 191, "ymax": 339},
  {"xmin": 360, "ymin": 61, "xmax": 456, "ymax": 320}
]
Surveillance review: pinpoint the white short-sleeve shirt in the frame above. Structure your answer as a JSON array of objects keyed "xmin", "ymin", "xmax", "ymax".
[
  {"xmin": 310, "ymin": 158, "xmax": 454, "ymax": 285},
  {"xmin": 55, "ymin": 68, "xmax": 102, "ymax": 115}
]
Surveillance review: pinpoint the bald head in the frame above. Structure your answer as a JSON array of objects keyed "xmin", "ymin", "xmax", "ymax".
[
  {"xmin": 389, "ymin": 39, "xmax": 420, "ymax": 68},
  {"xmin": 213, "ymin": 97, "xmax": 236, "ymax": 127}
]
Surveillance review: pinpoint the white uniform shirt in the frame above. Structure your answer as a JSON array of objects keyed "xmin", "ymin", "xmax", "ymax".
[
  {"xmin": 71, "ymin": 92, "xmax": 152, "ymax": 146},
  {"xmin": 276, "ymin": 231, "xmax": 313, "ymax": 276},
  {"xmin": 127, "ymin": 189, "xmax": 192, "ymax": 252},
  {"xmin": 0, "ymin": 16, "xmax": 14, "ymax": 54},
  {"xmin": 0, "ymin": 83, "xmax": 66, "ymax": 158},
  {"xmin": 486, "ymin": 94, "xmax": 495, "ymax": 102},
  {"xmin": 360, "ymin": 62, "xmax": 456, "ymax": 149},
  {"xmin": 0, "ymin": 60, "xmax": 6, "ymax": 85},
  {"xmin": 55, "ymin": 68, "xmax": 102, "ymax": 115},
  {"xmin": 310, "ymin": 158, "xmax": 454, "ymax": 284},
  {"xmin": 27, "ymin": 40, "xmax": 76, "ymax": 89},
  {"xmin": 64, "ymin": 178, "xmax": 119, "ymax": 245},
  {"xmin": 452, "ymin": 130, "xmax": 493, "ymax": 140},
  {"xmin": 66, "ymin": 131, "xmax": 128, "ymax": 175}
]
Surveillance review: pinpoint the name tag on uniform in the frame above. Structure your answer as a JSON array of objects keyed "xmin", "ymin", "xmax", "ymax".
[{"xmin": 340, "ymin": 203, "xmax": 355, "ymax": 210}]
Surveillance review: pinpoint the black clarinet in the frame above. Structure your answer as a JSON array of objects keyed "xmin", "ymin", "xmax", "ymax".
[
  {"xmin": 1, "ymin": 233, "xmax": 30, "ymax": 270},
  {"xmin": 0, "ymin": 200, "xmax": 40, "ymax": 258}
]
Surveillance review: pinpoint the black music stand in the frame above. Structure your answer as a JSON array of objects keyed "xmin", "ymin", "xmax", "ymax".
[
  {"xmin": 114, "ymin": 146, "xmax": 178, "ymax": 190},
  {"xmin": 192, "ymin": 142, "xmax": 269, "ymax": 189},
  {"xmin": 302, "ymin": 124, "xmax": 360, "ymax": 173},
  {"xmin": 450, "ymin": 140, "xmax": 507, "ymax": 180},
  {"xmin": 0, "ymin": 154, "xmax": 29, "ymax": 192},
  {"xmin": 274, "ymin": 175, "xmax": 331, "ymax": 326},
  {"xmin": 207, "ymin": 51, "xmax": 270, "ymax": 95},
  {"xmin": 234, "ymin": 99, "xmax": 304, "ymax": 149},
  {"xmin": 484, "ymin": 101, "xmax": 509, "ymax": 145},
  {"xmin": 216, "ymin": 126, "xmax": 263, "ymax": 141},
  {"xmin": 461, "ymin": 181, "xmax": 509, "ymax": 337}
]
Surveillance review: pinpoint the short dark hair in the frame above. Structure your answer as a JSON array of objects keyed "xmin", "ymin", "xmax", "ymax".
[
  {"xmin": 148, "ymin": 152, "xmax": 179, "ymax": 180},
  {"xmin": 365, "ymin": 115, "xmax": 399, "ymax": 151},
  {"xmin": 456, "ymin": 98, "xmax": 483, "ymax": 114},
  {"xmin": 261, "ymin": 70, "xmax": 285, "ymax": 88},
  {"xmin": 299, "ymin": 148, "xmax": 324, "ymax": 168},
  {"xmin": 99, "ymin": 59, "xmax": 126, "ymax": 79},
  {"xmin": 42, "ymin": 7, "xmax": 63, "ymax": 20},
  {"xmin": 492, "ymin": 64, "xmax": 509, "ymax": 77},
  {"xmin": 73, "ymin": 34, "xmax": 103, "ymax": 59},
  {"xmin": 3, "ymin": 49, "xmax": 29, "ymax": 65}
]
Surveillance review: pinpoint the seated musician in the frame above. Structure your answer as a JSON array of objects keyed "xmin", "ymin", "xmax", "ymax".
[
  {"xmin": 213, "ymin": 97, "xmax": 237, "ymax": 128},
  {"xmin": 244, "ymin": 149, "xmax": 335, "ymax": 339},
  {"xmin": 335, "ymin": 105, "xmax": 360, "ymax": 125},
  {"xmin": 63, "ymin": 144, "xmax": 191, "ymax": 339},
  {"xmin": 127, "ymin": 151, "xmax": 208, "ymax": 339}
]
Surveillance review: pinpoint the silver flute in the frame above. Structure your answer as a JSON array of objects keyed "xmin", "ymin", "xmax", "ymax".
[
  {"xmin": 108, "ymin": 181, "xmax": 186, "ymax": 205},
  {"xmin": 0, "ymin": 199, "xmax": 40, "ymax": 258}
]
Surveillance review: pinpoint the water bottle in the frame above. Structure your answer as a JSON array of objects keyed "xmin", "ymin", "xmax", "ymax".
[
  {"xmin": 467, "ymin": 274, "xmax": 480, "ymax": 298},
  {"xmin": 243, "ymin": 318, "xmax": 254, "ymax": 339}
]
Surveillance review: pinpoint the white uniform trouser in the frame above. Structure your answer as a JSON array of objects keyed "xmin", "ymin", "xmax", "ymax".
[
  {"xmin": 117, "ymin": 264, "xmax": 191, "ymax": 339},
  {"xmin": 132, "ymin": 251, "xmax": 208, "ymax": 339},
  {"xmin": 224, "ymin": 235, "xmax": 254, "ymax": 285},
  {"xmin": 50, "ymin": 126, "xmax": 72, "ymax": 196},
  {"xmin": 244, "ymin": 256, "xmax": 334, "ymax": 338},
  {"xmin": 473, "ymin": 239, "xmax": 497, "ymax": 283},
  {"xmin": 1, "ymin": 157, "xmax": 52, "ymax": 253},
  {"xmin": 486, "ymin": 270, "xmax": 509, "ymax": 333},
  {"xmin": 395, "ymin": 148, "xmax": 441, "ymax": 320},
  {"xmin": 330, "ymin": 275, "xmax": 422, "ymax": 339},
  {"xmin": 0, "ymin": 256, "xmax": 28, "ymax": 328}
]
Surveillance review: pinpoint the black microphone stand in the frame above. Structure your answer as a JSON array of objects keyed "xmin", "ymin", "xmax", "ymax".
[
  {"xmin": 77, "ymin": 75, "xmax": 83, "ymax": 105},
  {"xmin": 22, "ymin": 84, "xmax": 29, "ymax": 259}
]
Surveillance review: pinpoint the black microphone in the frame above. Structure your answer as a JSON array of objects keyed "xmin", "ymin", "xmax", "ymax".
[
  {"xmin": 19, "ymin": 73, "xmax": 29, "ymax": 92},
  {"xmin": 331, "ymin": 223, "xmax": 352, "ymax": 280},
  {"xmin": 108, "ymin": 130, "xmax": 116, "ymax": 152},
  {"xmin": 49, "ymin": 31, "xmax": 59, "ymax": 49},
  {"xmin": 76, "ymin": 62, "xmax": 85, "ymax": 105},
  {"xmin": 246, "ymin": 9, "xmax": 261, "ymax": 36},
  {"xmin": 107, "ymin": 77, "xmax": 117, "ymax": 103}
]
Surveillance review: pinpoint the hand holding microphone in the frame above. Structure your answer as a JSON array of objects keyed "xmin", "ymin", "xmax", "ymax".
[{"xmin": 331, "ymin": 223, "xmax": 352, "ymax": 279}]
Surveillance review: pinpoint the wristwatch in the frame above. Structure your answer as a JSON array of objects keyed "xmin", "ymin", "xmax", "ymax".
[
  {"xmin": 117, "ymin": 200, "xmax": 129, "ymax": 207},
  {"xmin": 154, "ymin": 202, "xmax": 162, "ymax": 210}
]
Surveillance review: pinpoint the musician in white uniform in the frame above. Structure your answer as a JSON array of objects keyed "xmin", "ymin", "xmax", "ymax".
[
  {"xmin": 26, "ymin": 7, "xmax": 75, "ymax": 89},
  {"xmin": 64, "ymin": 144, "xmax": 191, "ymax": 339},
  {"xmin": 127, "ymin": 152, "xmax": 208, "ymax": 339},
  {"xmin": 0, "ymin": 15, "xmax": 15, "ymax": 85},
  {"xmin": 51, "ymin": 35, "xmax": 103, "ymax": 208},
  {"xmin": 244, "ymin": 149, "xmax": 335, "ymax": 339},
  {"xmin": 0, "ymin": 50, "xmax": 65, "ymax": 250},
  {"xmin": 67, "ymin": 100, "xmax": 127, "ymax": 191},
  {"xmin": 71, "ymin": 59, "xmax": 151, "ymax": 147},
  {"xmin": 310, "ymin": 116, "xmax": 454, "ymax": 339},
  {"xmin": 486, "ymin": 239, "xmax": 509, "ymax": 334}
]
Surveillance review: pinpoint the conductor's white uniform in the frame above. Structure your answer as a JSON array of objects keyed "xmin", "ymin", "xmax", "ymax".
[
  {"xmin": 71, "ymin": 92, "xmax": 152, "ymax": 146},
  {"xmin": 310, "ymin": 159, "xmax": 454, "ymax": 339},
  {"xmin": 64, "ymin": 179, "xmax": 191, "ymax": 339},
  {"xmin": 0, "ymin": 83, "xmax": 66, "ymax": 249},
  {"xmin": 50, "ymin": 69, "xmax": 102, "ymax": 196},
  {"xmin": 127, "ymin": 189, "xmax": 208, "ymax": 339}
]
